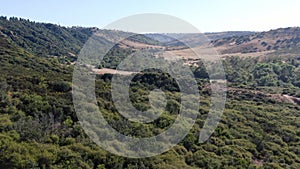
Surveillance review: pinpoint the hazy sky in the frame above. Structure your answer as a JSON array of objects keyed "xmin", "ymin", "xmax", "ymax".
[{"xmin": 1, "ymin": 0, "xmax": 300, "ymax": 32}]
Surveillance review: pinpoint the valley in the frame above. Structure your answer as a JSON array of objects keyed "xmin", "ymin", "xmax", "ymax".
[{"xmin": 0, "ymin": 16, "xmax": 299, "ymax": 168}]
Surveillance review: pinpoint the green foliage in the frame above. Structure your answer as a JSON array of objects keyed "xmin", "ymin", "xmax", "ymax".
[
  {"xmin": 0, "ymin": 16, "xmax": 299, "ymax": 168},
  {"xmin": 0, "ymin": 16, "xmax": 93, "ymax": 60},
  {"xmin": 223, "ymin": 56, "xmax": 300, "ymax": 89}
]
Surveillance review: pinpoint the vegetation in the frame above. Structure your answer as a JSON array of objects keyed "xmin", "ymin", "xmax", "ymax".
[
  {"xmin": 223, "ymin": 56, "xmax": 300, "ymax": 88},
  {"xmin": 0, "ymin": 17, "xmax": 299, "ymax": 168},
  {"xmin": 0, "ymin": 16, "xmax": 160, "ymax": 64}
]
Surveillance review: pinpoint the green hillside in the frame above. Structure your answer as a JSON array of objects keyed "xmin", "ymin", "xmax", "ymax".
[
  {"xmin": 0, "ymin": 17, "xmax": 299, "ymax": 168},
  {"xmin": 0, "ymin": 17, "xmax": 160, "ymax": 64}
]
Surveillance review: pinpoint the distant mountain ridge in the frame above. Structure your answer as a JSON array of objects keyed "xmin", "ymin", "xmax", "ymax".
[
  {"xmin": 210, "ymin": 27, "xmax": 300, "ymax": 54},
  {"xmin": 1, "ymin": 16, "xmax": 300, "ymax": 61},
  {"xmin": 145, "ymin": 31, "xmax": 255, "ymax": 47},
  {"xmin": 145, "ymin": 27, "xmax": 300, "ymax": 56}
]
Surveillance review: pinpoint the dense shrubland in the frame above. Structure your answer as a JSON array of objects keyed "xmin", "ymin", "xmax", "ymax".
[{"xmin": 0, "ymin": 17, "xmax": 299, "ymax": 168}]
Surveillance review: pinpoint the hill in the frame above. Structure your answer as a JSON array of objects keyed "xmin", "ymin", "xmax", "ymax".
[
  {"xmin": 145, "ymin": 31, "xmax": 255, "ymax": 47},
  {"xmin": 0, "ymin": 16, "xmax": 299, "ymax": 168},
  {"xmin": 211, "ymin": 27, "xmax": 300, "ymax": 54},
  {"xmin": 0, "ymin": 16, "xmax": 161, "ymax": 63}
]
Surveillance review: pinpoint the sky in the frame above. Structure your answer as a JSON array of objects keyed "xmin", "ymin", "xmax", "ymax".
[{"xmin": 1, "ymin": 0, "xmax": 300, "ymax": 32}]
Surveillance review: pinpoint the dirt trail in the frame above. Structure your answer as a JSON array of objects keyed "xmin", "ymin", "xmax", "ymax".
[
  {"xmin": 228, "ymin": 87, "xmax": 300, "ymax": 105},
  {"xmin": 92, "ymin": 68, "xmax": 300, "ymax": 106},
  {"xmin": 92, "ymin": 68, "xmax": 137, "ymax": 75},
  {"xmin": 282, "ymin": 94, "xmax": 300, "ymax": 105}
]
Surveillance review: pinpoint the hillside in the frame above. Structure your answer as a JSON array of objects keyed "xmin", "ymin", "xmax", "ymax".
[
  {"xmin": 145, "ymin": 31, "xmax": 255, "ymax": 47},
  {"xmin": 0, "ymin": 17, "xmax": 300, "ymax": 168},
  {"xmin": 0, "ymin": 16, "xmax": 161, "ymax": 63},
  {"xmin": 211, "ymin": 27, "xmax": 300, "ymax": 54}
]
